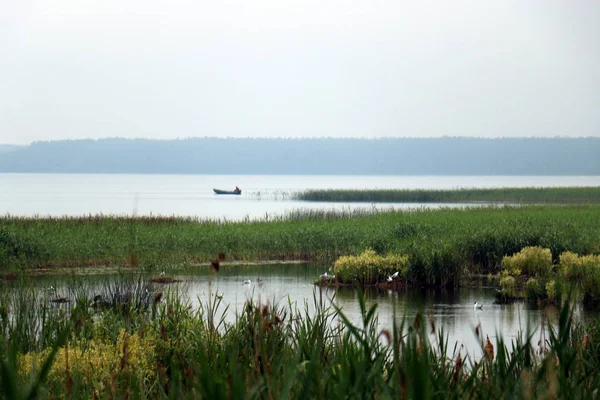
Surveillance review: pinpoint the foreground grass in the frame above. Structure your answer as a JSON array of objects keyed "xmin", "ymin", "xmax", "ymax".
[
  {"xmin": 2, "ymin": 275, "xmax": 600, "ymax": 399},
  {"xmin": 1, "ymin": 206, "xmax": 600, "ymax": 287},
  {"xmin": 295, "ymin": 187, "xmax": 600, "ymax": 203}
]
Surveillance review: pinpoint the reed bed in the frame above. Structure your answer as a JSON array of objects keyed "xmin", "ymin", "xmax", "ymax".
[
  {"xmin": 1, "ymin": 206, "xmax": 600, "ymax": 287},
  {"xmin": 2, "ymin": 273, "xmax": 600, "ymax": 399},
  {"xmin": 294, "ymin": 186, "xmax": 600, "ymax": 203}
]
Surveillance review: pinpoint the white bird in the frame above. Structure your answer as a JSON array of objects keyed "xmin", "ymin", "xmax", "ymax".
[
  {"xmin": 243, "ymin": 279, "xmax": 252, "ymax": 285},
  {"xmin": 474, "ymin": 302, "xmax": 483, "ymax": 310},
  {"xmin": 159, "ymin": 271, "xmax": 165, "ymax": 276},
  {"xmin": 320, "ymin": 272, "xmax": 335, "ymax": 280},
  {"xmin": 387, "ymin": 271, "xmax": 400, "ymax": 282}
]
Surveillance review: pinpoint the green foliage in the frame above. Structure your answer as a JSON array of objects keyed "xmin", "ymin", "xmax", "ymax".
[
  {"xmin": 525, "ymin": 278, "xmax": 544, "ymax": 301},
  {"xmin": 2, "ymin": 280, "xmax": 600, "ymax": 399},
  {"xmin": 0, "ymin": 205, "xmax": 599, "ymax": 289},
  {"xmin": 333, "ymin": 249, "xmax": 408, "ymax": 284},
  {"xmin": 558, "ymin": 252, "xmax": 600, "ymax": 306},
  {"xmin": 500, "ymin": 275, "xmax": 516, "ymax": 297},
  {"xmin": 502, "ymin": 246, "xmax": 553, "ymax": 277},
  {"xmin": 0, "ymin": 229, "xmax": 47, "ymax": 268}
]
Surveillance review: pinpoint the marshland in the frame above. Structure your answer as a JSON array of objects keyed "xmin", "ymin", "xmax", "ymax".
[{"xmin": 2, "ymin": 174, "xmax": 600, "ymax": 398}]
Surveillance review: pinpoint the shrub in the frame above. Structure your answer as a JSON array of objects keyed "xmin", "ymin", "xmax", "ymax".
[
  {"xmin": 525, "ymin": 278, "xmax": 544, "ymax": 301},
  {"xmin": 501, "ymin": 246, "xmax": 553, "ymax": 277},
  {"xmin": 18, "ymin": 330, "xmax": 156, "ymax": 394},
  {"xmin": 545, "ymin": 280, "xmax": 559, "ymax": 302},
  {"xmin": 333, "ymin": 249, "xmax": 409, "ymax": 284},
  {"xmin": 499, "ymin": 275, "xmax": 516, "ymax": 297},
  {"xmin": 558, "ymin": 251, "xmax": 584, "ymax": 279}
]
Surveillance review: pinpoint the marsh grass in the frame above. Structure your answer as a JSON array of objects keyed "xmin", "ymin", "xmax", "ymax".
[
  {"xmin": 2, "ymin": 206, "xmax": 599, "ymax": 280},
  {"xmin": 295, "ymin": 187, "xmax": 600, "ymax": 203},
  {"xmin": 3, "ymin": 275, "xmax": 600, "ymax": 398}
]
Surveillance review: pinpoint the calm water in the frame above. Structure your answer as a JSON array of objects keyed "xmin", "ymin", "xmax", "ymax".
[
  {"xmin": 29, "ymin": 264, "xmax": 593, "ymax": 358},
  {"xmin": 1, "ymin": 173, "xmax": 599, "ymax": 219}
]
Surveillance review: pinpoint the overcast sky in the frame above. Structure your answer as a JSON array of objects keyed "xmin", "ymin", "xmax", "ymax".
[{"xmin": 1, "ymin": 1, "xmax": 598, "ymax": 144}]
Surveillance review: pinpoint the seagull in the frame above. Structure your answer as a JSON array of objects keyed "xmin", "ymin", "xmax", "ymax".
[
  {"xmin": 320, "ymin": 272, "xmax": 335, "ymax": 280},
  {"xmin": 243, "ymin": 279, "xmax": 252, "ymax": 285},
  {"xmin": 474, "ymin": 302, "xmax": 483, "ymax": 310},
  {"xmin": 387, "ymin": 271, "xmax": 400, "ymax": 282}
]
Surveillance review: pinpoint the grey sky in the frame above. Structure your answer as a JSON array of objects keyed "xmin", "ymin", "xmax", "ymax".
[{"xmin": 1, "ymin": 0, "xmax": 598, "ymax": 144}]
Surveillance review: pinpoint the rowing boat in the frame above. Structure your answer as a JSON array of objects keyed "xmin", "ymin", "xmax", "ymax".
[{"xmin": 213, "ymin": 188, "xmax": 242, "ymax": 195}]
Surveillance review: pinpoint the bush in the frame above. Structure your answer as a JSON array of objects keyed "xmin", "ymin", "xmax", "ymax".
[
  {"xmin": 545, "ymin": 280, "xmax": 560, "ymax": 302},
  {"xmin": 333, "ymin": 249, "xmax": 409, "ymax": 284},
  {"xmin": 499, "ymin": 275, "xmax": 516, "ymax": 297},
  {"xmin": 501, "ymin": 246, "xmax": 553, "ymax": 277},
  {"xmin": 558, "ymin": 251, "xmax": 584, "ymax": 279},
  {"xmin": 525, "ymin": 278, "xmax": 544, "ymax": 301}
]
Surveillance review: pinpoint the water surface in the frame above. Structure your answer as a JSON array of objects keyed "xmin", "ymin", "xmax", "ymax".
[{"xmin": 2, "ymin": 173, "xmax": 599, "ymax": 219}]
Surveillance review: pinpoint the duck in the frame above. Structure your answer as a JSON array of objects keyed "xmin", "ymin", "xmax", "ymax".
[
  {"xmin": 387, "ymin": 271, "xmax": 400, "ymax": 282},
  {"xmin": 474, "ymin": 302, "xmax": 483, "ymax": 310},
  {"xmin": 243, "ymin": 279, "xmax": 252, "ymax": 285}
]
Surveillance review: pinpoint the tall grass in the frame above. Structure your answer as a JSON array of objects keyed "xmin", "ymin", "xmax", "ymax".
[
  {"xmin": 3, "ymin": 274, "xmax": 600, "ymax": 399},
  {"xmin": 1, "ymin": 206, "xmax": 599, "ymax": 286},
  {"xmin": 294, "ymin": 187, "xmax": 600, "ymax": 203}
]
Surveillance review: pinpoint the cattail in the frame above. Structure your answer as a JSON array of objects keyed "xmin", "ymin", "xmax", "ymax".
[
  {"xmin": 582, "ymin": 333, "xmax": 590, "ymax": 348},
  {"xmin": 211, "ymin": 258, "xmax": 220, "ymax": 273},
  {"xmin": 154, "ymin": 291, "xmax": 163, "ymax": 304},
  {"xmin": 381, "ymin": 329, "xmax": 392, "ymax": 344},
  {"xmin": 429, "ymin": 317, "xmax": 436, "ymax": 334},
  {"xmin": 485, "ymin": 335, "xmax": 494, "ymax": 360},
  {"xmin": 453, "ymin": 353, "xmax": 463, "ymax": 383},
  {"xmin": 413, "ymin": 313, "xmax": 421, "ymax": 332}
]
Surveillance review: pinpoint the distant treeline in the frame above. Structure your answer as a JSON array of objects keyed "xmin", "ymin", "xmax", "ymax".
[{"xmin": 0, "ymin": 137, "xmax": 598, "ymax": 175}]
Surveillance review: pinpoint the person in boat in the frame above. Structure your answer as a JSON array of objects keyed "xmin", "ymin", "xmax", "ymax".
[{"xmin": 234, "ymin": 186, "xmax": 241, "ymax": 194}]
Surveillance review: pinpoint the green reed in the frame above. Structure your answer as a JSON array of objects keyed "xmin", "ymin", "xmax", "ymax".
[
  {"xmin": 3, "ymin": 274, "xmax": 600, "ymax": 399},
  {"xmin": 1, "ymin": 205, "xmax": 600, "ymax": 286},
  {"xmin": 295, "ymin": 186, "xmax": 600, "ymax": 203}
]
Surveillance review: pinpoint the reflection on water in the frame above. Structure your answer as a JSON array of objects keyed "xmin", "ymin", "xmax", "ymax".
[{"xmin": 13, "ymin": 263, "xmax": 597, "ymax": 358}]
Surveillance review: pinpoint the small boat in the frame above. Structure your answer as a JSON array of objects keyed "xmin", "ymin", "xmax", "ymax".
[{"xmin": 214, "ymin": 188, "xmax": 242, "ymax": 195}]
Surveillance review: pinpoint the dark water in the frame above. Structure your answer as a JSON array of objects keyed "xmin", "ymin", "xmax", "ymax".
[{"xmin": 24, "ymin": 263, "xmax": 595, "ymax": 359}]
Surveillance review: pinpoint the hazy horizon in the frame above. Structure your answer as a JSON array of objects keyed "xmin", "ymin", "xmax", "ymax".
[
  {"xmin": 2, "ymin": 1, "xmax": 599, "ymax": 145},
  {"xmin": 4, "ymin": 134, "xmax": 600, "ymax": 147}
]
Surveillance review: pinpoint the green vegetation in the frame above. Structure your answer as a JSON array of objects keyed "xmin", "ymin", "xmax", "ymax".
[
  {"xmin": 495, "ymin": 247, "xmax": 600, "ymax": 305},
  {"xmin": 1, "ymin": 206, "xmax": 599, "ymax": 289},
  {"xmin": 2, "ymin": 274, "xmax": 600, "ymax": 399},
  {"xmin": 332, "ymin": 249, "xmax": 409, "ymax": 285},
  {"xmin": 295, "ymin": 187, "xmax": 600, "ymax": 203}
]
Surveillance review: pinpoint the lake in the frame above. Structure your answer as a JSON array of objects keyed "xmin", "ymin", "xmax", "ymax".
[
  {"xmin": 2, "ymin": 173, "xmax": 599, "ymax": 219},
  {"xmin": 3, "ymin": 173, "xmax": 600, "ymax": 357}
]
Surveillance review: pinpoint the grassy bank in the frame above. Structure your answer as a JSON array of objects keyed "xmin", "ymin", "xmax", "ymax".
[
  {"xmin": 2, "ymin": 275, "xmax": 600, "ymax": 399},
  {"xmin": 1, "ymin": 205, "xmax": 599, "ymax": 285},
  {"xmin": 294, "ymin": 187, "xmax": 600, "ymax": 203}
]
